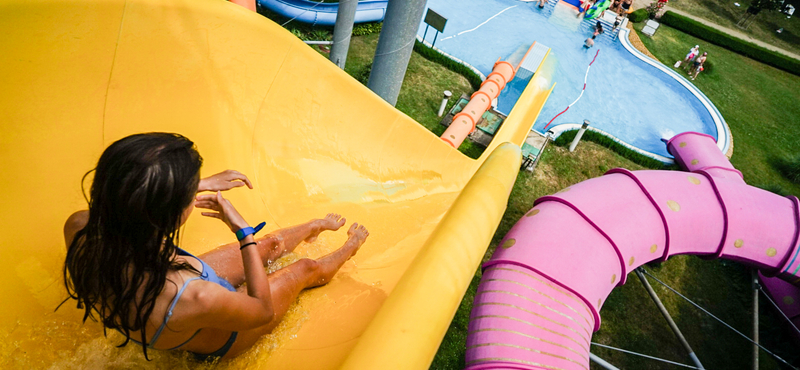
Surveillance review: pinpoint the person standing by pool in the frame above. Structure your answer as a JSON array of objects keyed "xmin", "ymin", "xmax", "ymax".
[
  {"xmin": 688, "ymin": 52, "xmax": 707, "ymax": 80},
  {"xmin": 584, "ymin": 35, "xmax": 596, "ymax": 48},
  {"xmin": 538, "ymin": 0, "xmax": 547, "ymax": 9},
  {"xmin": 612, "ymin": 13, "xmax": 624, "ymax": 32},
  {"xmin": 681, "ymin": 45, "xmax": 700, "ymax": 70}
]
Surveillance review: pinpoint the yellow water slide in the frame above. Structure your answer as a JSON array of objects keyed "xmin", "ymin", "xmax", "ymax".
[{"xmin": 0, "ymin": 0, "xmax": 553, "ymax": 368}]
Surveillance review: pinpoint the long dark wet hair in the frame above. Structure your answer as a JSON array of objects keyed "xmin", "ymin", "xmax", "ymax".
[{"xmin": 62, "ymin": 133, "xmax": 203, "ymax": 359}]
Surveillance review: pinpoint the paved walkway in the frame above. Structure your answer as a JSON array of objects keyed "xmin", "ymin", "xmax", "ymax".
[{"xmin": 630, "ymin": 3, "xmax": 800, "ymax": 61}]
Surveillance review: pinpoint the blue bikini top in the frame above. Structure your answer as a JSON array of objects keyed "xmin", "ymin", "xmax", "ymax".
[{"xmin": 131, "ymin": 247, "xmax": 236, "ymax": 349}]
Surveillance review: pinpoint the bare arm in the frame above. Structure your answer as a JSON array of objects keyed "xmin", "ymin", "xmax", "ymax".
[{"xmin": 195, "ymin": 191, "xmax": 275, "ymax": 326}]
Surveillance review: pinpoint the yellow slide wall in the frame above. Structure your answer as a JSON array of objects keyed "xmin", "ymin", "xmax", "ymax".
[{"xmin": 0, "ymin": 0, "xmax": 552, "ymax": 368}]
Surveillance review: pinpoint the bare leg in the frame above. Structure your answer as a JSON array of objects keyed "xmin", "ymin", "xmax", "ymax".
[
  {"xmin": 199, "ymin": 214, "xmax": 346, "ymax": 287},
  {"xmin": 221, "ymin": 223, "xmax": 369, "ymax": 359}
]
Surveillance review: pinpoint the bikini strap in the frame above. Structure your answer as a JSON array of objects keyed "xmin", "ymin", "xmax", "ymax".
[{"xmin": 148, "ymin": 276, "xmax": 203, "ymax": 347}]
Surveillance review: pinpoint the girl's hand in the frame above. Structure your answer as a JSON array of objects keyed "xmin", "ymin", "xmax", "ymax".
[
  {"xmin": 196, "ymin": 191, "xmax": 250, "ymax": 233},
  {"xmin": 198, "ymin": 170, "xmax": 253, "ymax": 192}
]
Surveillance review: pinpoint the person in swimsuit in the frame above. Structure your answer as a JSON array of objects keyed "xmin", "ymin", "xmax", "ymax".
[
  {"xmin": 61, "ymin": 133, "xmax": 369, "ymax": 362},
  {"xmin": 593, "ymin": 21, "xmax": 604, "ymax": 37},
  {"xmin": 584, "ymin": 35, "xmax": 596, "ymax": 48},
  {"xmin": 612, "ymin": 14, "xmax": 624, "ymax": 31},
  {"xmin": 688, "ymin": 52, "xmax": 707, "ymax": 80},
  {"xmin": 621, "ymin": 0, "xmax": 633, "ymax": 13},
  {"xmin": 682, "ymin": 45, "xmax": 700, "ymax": 70}
]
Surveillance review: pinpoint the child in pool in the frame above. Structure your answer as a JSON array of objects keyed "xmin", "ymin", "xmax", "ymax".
[{"xmin": 62, "ymin": 132, "xmax": 369, "ymax": 361}]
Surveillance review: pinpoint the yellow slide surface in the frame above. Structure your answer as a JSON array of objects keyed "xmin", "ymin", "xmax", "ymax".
[{"xmin": 0, "ymin": 0, "xmax": 553, "ymax": 368}]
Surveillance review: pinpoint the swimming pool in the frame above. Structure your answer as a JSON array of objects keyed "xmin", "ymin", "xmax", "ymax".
[{"xmin": 417, "ymin": 0, "xmax": 726, "ymax": 159}]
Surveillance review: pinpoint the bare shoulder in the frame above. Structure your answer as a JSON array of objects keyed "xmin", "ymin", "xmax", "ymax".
[{"xmin": 64, "ymin": 210, "xmax": 89, "ymax": 246}]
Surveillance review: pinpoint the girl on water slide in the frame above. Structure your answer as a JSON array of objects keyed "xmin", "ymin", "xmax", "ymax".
[{"xmin": 61, "ymin": 133, "xmax": 369, "ymax": 361}]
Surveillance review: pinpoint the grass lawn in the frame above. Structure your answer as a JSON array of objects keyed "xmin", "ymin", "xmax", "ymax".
[
  {"xmin": 667, "ymin": 0, "xmax": 800, "ymax": 56},
  {"xmin": 267, "ymin": 12, "xmax": 800, "ymax": 369}
]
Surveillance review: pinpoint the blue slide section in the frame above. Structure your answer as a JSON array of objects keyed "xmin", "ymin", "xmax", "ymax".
[
  {"xmin": 258, "ymin": 0, "xmax": 388, "ymax": 26},
  {"xmin": 561, "ymin": 0, "xmax": 582, "ymax": 7}
]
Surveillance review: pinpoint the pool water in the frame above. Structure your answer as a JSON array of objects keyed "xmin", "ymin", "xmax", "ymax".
[{"xmin": 418, "ymin": 0, "xmax": 719, "ymax": 158}]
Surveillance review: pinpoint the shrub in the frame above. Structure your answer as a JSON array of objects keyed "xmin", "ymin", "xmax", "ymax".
[
  {"xmin": 628, "ymin": 9, "xmax": 649, "ymax": 23},
  {"xmin": 553, "ymin": 129, "xmax": 673, "ymax": 169},
  {"xmin": 659, "ymin": 11, "xmax": 800, "ymax": 77},
  {"xmin": 412, "ymin": 41, "xmax": 483, "ymax": 90},
  {"xmin": 309, "ymin": 29, "xmax": 331, "ymax": 41},
  {"xmin": 352, "ymin": 22, "xmax": 382, "ymax": 36},
  {"xmin": 353, "ymin": 64, "xmax": 372, "ymax": 85}
]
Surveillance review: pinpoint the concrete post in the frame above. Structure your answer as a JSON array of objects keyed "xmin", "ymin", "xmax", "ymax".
[
  {"xmin": 330, "ymin": 0, "xmax": 358, "ymax": 70},
  {"xmin": 367, "ymin": 0, "xmax": 428, "ymax": 106},
  {"xmin": 569, "ymin": 120, "xmax": 590, "ymax": 152},
  {"xmin": 437, "ymin": 90, "xmax": 452, "ymax": 117}
]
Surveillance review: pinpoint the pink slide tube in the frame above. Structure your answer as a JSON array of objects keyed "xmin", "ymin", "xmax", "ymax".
[
  {"xmin": 466, "ymin": 132, "xmax": 800, "ymax": 370},
  {"xmin": 759, "ymin": 273, "xmax": 800, "ymax": 343}
]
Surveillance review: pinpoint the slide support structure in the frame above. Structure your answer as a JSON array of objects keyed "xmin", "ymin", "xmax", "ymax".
[
  {"xmin": 367, "ymin": 0, "xmax": 427, "ymax": 106},
  {"xmin": 636, "ymin": 268, "xmax": 705, "ymax": 370},
  {"xmin": 590, "ymin": 353, "xmax": 620, "ymax": 370},
  {"xmin": 330, "ymin": 0, "xmax": 358, "ymax": 69},
  {"xmin": 752, "ymin": 270, "xmax": 760, "ymax": 370}
]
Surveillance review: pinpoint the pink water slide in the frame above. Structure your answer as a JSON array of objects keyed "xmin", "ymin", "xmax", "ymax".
[{"xmin": 466, "ymin": 132, "xmax": 800, "ymax": 370}]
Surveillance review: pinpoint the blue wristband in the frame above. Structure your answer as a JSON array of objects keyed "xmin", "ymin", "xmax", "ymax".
[{"xmin": 235, "ymin": 221, "xmax": 266, "ymax": 241}]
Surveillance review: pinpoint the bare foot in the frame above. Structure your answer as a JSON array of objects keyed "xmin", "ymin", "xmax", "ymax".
[
  {"xmin": 304, "ymin": 213, "xmax": 346, "ymax": 243},
  {"xmin": 346, "ymin": 223, "xmax": 369, "ymax": 257},
  {"xmin": 308, "ymin": 223, "xmax": 369, "ymax": 287}
]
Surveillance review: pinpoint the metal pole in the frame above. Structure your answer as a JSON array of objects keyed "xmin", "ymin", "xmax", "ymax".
[
  {"xmin": 437, "ymin": 90, "xmax": 452, "ymax": 117},
  {"xmin": 367, "ymin": 0, "xmax": 428, "ymax": 106},
  {"xmin": 752, "ymin": 270, "xmax": 760, "ymax": 370},
  {"xmin": 636, "ymin": 268, "xmax": 705, "ymax": 370},
  {"xmin": 330, "ymin": 0, "xmax": 358, "ymax": 70},
  {"xmin": 568, "ymin": 119, "xmax": 590, "ymax": 152},
  {"xmin": 590, "ymin": 353, "xmax": 621, "ymax": 370}
]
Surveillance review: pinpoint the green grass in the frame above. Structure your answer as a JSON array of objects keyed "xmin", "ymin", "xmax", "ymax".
[
  {"xmin": 668, "ymin": 0, "xmax": 800, "ymax": 56},
  {"xmin": 634, "ymin": 22, "xmax": 800, "ymax": 196},
  {"xmin": 659, "ymin": 11, "xmax": 800, "ymax": 76},
  {"xmin": 343, "ymin": 33, "xmax": 485, "ymax": 158}
]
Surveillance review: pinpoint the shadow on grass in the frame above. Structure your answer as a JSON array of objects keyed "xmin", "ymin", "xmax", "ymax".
[
  {"xmin": 696, "ymin": 0, "xmax": 743, "ymax": 24},
  {"xmin": 768, "ymin": 154, "xmax": 800, "ymax": 185},
  {"xmin": 765, "ymin": 21, "xmax": 800, "ymax": 46}
]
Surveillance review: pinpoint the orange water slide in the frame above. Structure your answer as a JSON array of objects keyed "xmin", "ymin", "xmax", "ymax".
[{"xmin": 440, "ymin": 59, "xmax": 516, "ymax": 148}]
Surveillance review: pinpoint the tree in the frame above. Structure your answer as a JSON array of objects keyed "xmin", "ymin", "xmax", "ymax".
[{"xmin": 737, "ymin": 0, "xmax": 782, "ymax": 28}]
